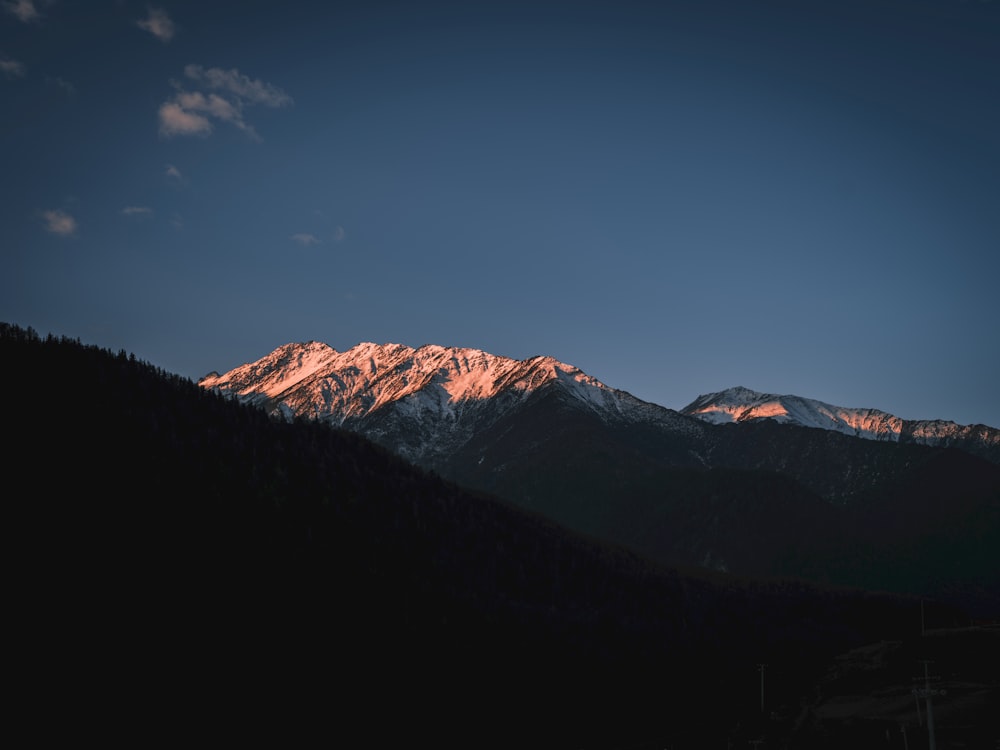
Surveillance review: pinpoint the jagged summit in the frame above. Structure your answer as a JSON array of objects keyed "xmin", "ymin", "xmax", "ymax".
[
  {"xmin": 200, "ymin": 340, "xmax": 624, "ymax": 417},
  {"xmin": 200, "ymin": 341, "xmax": 1000, "ymax": 466},
  {"xmin": 199, "ymin": 340, "xmax": 691, "ymax": 465},
  {"xmin": 199, "ymin": 340, "xmax": 340, "ymax": 399}
]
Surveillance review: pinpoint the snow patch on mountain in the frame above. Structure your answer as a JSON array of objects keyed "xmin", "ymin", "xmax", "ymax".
[
  {"xmin": 199, "ymin": 340, "xmax": 339, "ymax": 401},
  {"xmin": 681, "ymin": 386, "xmax": 903, "ymax": 440},
  {"xmin": 681, "ymin": 386, "xmax": 1000, "ymax": 458},
  {"xmin": 200, "ymin": 344, "xmax": 998, "ymax": 466},
  {"xmin": 199, "ymin": 340, "xmax": 690, "ymax": 436}
]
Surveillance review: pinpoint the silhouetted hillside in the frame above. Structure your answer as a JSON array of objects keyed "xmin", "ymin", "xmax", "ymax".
[
  {"xmin": 3, "ymin": 323, "xmax": 984, "ymax": 748},
  {"xmin": 442, "ymin": 388, "xmax": 1000, "ymax": 616}
]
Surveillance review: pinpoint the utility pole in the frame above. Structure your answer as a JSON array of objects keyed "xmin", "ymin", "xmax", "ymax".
[
  {"xmin": 757, "ymin": 664, "xmax": 767, "ymax": 714},
  {"xmin": 912, "ymin": 660, "xmax": 945, "ymax": 750}
]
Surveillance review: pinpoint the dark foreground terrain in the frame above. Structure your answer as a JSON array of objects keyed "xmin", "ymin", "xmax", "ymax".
[{"xmin": 4, "ymin": 323, "xmax": 996, "ymax": 748}]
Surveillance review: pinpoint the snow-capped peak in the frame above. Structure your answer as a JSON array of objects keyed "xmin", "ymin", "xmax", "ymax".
[
  {"xmin": 199, "ymin": 340, "xmax": 647, "ymax": 424},
  {"xmin": 198, "ymin": 339, "xmax": 696, "ymax": 465},
  {"xmin": 681, "ymin": 386, "xmax": 1000, "ymax": 457},
  {"xmin": 681, "ymin": 386, "xmax": 901, "ymax": 435},
  {"xmin": 199, "ymin": 342, "xmax": 998, "ymax": 466},
  {"xmin": 199, "ymin": 340, "xmax": 339, "ymax": 399}
]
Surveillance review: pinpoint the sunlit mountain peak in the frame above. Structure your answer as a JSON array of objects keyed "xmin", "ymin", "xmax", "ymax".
[{"xmin": 681, "ymin": 387, "xmax": 1000, "ymax": 459}]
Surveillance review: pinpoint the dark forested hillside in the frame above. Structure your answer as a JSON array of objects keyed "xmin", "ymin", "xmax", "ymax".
[
  {"xmin": 439, "ymin": 387, "xmax": 1000, "ymax": 617},
  {"xmin": 3, "ymin": 323, "xmax": 993, "ymax": 748}
]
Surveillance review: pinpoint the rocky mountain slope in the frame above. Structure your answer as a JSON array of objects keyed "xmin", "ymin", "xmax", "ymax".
[
  {"xmin": 200, "ymin": 340, "xmax": 1000, "ymax": 614},
  {"xmin": 199, "ymin": 340, "xmax": 699, "ymax": 466},
  {"xmin": 15, "ymin": 320, "xmax": 991, "ymax": 748}
]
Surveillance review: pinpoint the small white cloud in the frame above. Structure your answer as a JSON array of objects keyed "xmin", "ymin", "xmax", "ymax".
[
  {"xmin": 41, "ymin": 209, "xmax": 77, "ymax": 236},
  {"xmin": 333, "ymin": 226, "xmax": 346, "ymax": 243},
  {"xmin": 137, "ymin": 6, "xmax": 175, "ymax": 42},
  {"xmin": 122, "ymin": 206, "xmax": 153, "ymax": 217},
  {"xmin": 291, "ymin": 233, "xmax": 321, "ymax": 247},
  {"xmin": 158, "ymin": 100, "xmax": 212, "ymax": 137},
  {"xmin": 165, "ymin": 164, "xmax": 182, "ymax": 179},
  {"xmin": 0, "ymin": 58, "xmax": 26, "ymax": 78},
  {"xmin": 3, "ymin": 0, "xmax": 40, "ymax": 23}
]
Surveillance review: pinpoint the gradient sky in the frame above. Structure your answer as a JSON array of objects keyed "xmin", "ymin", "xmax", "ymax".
[{"xmin": 3, "ymin": 0, "xmax": 998, "ymax": 427}]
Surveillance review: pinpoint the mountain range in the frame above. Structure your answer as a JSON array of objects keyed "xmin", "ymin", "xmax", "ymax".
[
  {"xmin": 200, "ymin": 341, "xmax": 1000, "ymax": 464},
  {"xmin": 201, "ymin": 340, "xmax": 1000, "ymax": 615},
  {"xmin": 198, "ymin": 341, "xmax": 699, "ymax": 467},
  {"xmin": 7, "ymin": 322, "xmax": 998, "ymax": 747}
]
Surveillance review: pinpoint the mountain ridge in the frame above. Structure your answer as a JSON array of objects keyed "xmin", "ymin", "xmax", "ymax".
[
  {"xmin": 199, "ymin": 339, "xmax": 698, "ymax": 465},
  {"xmin": 200, "ymin": 340, "xmax": 634, "ymax": 412},
  {"xmin": 14, "ymin": 320, "xmax": 992, "ymax": 748},
  {"xmin": 197, "ymin": 341, "xmax": 1000, "ymax": 616},
  {"xmin": 200, "ymin": 340, "xmax": 999, "ymax": 464},
  {"xmin": 682, "ymin": 385, "xmax": 1000, "ymax": 464}
]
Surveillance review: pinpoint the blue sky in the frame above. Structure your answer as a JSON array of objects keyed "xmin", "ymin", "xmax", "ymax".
[{"xmin": 3, "ymin": 0, "xmax": 998, "ymax": 427}]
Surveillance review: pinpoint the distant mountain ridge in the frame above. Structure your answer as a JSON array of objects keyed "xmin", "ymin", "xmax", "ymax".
[
  {"xmin": 682, "ymin": 385, "xmax": 1000, "ymax": 464},
  {"xmin": 201, "ymin": 341, "xmax": 1000, "ymax": 465},
  {"xmin": 197, "ymin": 341, "xmax": 1000, "ymax": 610},
  {"xmin": 199, "ymin": 340, "xmax": 670, "ymax": 422},
  {"xmin": 199, "ymin": 340, "xmax": 697, "ymax": 465}
]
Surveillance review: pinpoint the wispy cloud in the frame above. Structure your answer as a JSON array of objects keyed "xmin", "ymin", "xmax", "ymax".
[
  {"xmin": 165, "ymin": 164, "xmax": 182, "ymax": 180},
  {"xmin": 159, "ymin": 65, "xmax": 292, "ymax": 141},
  {"xmin": 41, "ymin": 209, "xmax": 77, "ymax": 236},
  {"xmin": 291, "ymin": 233, "xmax": 322, "ymax": 247},
  {"xmin": 184, "ymin": 65, "xmax": 293, "ymax": 107},
  {"xmin": 46, "ymin": 75, "xmax": 75, "ymax": 93},
  {"xmin": 122, "ymin": 206, "xmax": 153, "ymax": 217},
  {"xmin": 333, "ymin": 226, "xmax": 346, "ymax": 243},
  {"xmin": 174, "ymin": 90, "xmax": 245, "ymax": 129},
  {"xmin": 0, "ymin": 58, "xmax": 25, "ymax": 78},
  {"xmin": 136, "ymin": 6, "xmax": 175, "ymax": 42},
  {"xmin": 3, "ymin": 0, "xmax": 40, "ymax": 23}
]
